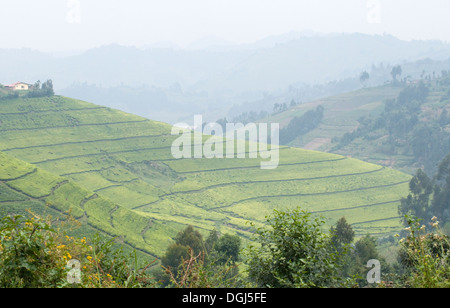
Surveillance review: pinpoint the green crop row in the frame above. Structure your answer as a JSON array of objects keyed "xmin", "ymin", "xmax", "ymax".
[{"xmin": 0, "ymin": 96, "xmax": 414, "ymax": 255}]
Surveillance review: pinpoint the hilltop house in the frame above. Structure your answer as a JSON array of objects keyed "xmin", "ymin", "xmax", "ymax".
[{"xmin": 5, "ymin": 82, "xmax": 32, "ymax": 91}]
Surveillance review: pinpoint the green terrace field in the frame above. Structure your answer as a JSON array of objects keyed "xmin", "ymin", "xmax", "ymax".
[
  {"xmin": 0, "ymin": 95, "xmax": 413, "ymax": 258},
  {"xmin": 0, "ymin": 151, "xmax": 179, "ymax": 260},
  {"xmin": 264, "ymin": 80, "xmax": 450, "ymax": 174}
]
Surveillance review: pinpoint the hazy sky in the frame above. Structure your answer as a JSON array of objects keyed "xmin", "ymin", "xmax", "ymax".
[{"xmin": 1, "ymin": 0, "xmax": 450, "ymax": 52}]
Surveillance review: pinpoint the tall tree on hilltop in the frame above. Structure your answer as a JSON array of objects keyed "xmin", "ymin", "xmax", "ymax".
[
  {"xmin": 360, "ymin": 71, "xmax": 370, "ymax": 87},
  {"xmin": 391, "ymin": 65, "xmax": 402, "ymax": 83},
  {"xmin": 330, "ymin": 217, "xmax": 355, "ymax": 252}
]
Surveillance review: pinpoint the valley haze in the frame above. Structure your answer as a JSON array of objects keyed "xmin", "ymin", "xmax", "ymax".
[{"xmin": 0, "ymin": 0, "xmax": 449, "ymax": 290}]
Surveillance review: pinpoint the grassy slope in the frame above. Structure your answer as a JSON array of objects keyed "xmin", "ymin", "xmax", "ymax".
[
  {"xmin": 0, "ymin": 151, "xmax": 175, "ymax": 260},
  {"xmin": 331, "ymin": 81, "xmax": 450, "ymax": 174},
  {"xmin": 264, "ymin": 82, "xmax": 450, "ymax": 174},
  {"xmin": 263, "ymin": 84, "xmax": 402, "ymax": 151},
  {"xmin": 0, "ymin": 95, "xmax": 412, "ymax": 258}
]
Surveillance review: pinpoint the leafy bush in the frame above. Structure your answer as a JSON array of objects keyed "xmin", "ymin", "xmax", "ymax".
[
  {"xmin": 397, "ymin": 216, "xmax": 450, "ymax": 288},
  {"xmin": 244, "ymin": 208, "xmax": 353, "ymax": 288},
  {"xmin": 163, "ymin": 248, "xmax": 242, "ymax": 288},
  {"xmin": 0, "ymin": 213, "xmax": 156, "ymax": 288},
  {"xmin": 160, "ymin": 226, "xmax": 243, "ymax": 288},
  {"xmin": 0, "ymin": 214, "xmax": 66, "ymax": 287}
]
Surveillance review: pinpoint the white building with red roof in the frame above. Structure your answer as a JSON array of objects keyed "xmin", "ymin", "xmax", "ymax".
[{"xmin": 5, "ymin": 82, "xmax": 32, "ymax": 91}]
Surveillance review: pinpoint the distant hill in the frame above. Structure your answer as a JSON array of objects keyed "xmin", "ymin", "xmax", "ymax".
[
  {"xmin": 0, "ymin": 95, "xmax": 412, "ymax": 258},
  {"xmin": 2, "ymin": 33, "xmax": 450, "ymax": 124},
  {"xmin": 265, "ymin": 75, "xmax": 450, "ymax": 175}
]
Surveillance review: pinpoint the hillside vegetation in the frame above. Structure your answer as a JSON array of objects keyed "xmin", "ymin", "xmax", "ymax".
[
  {"xmin": 266, "ymin": 75, "xmax": 450, "ymax": 175},
  {"xmin": 0, "ymin": 151, "xmax": 175, "ymax": 260},
  {"xmin": 0, "ymin": 95, "xmax": 412, "ymax": 259}
]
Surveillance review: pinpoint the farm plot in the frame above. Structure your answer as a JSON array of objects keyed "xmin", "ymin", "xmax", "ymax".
[{"xmin": 0, "ymin": 96, "xmax": 413, "ymax": 248}]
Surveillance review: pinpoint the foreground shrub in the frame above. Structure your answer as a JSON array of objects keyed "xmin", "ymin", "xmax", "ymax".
[
  {"xmin": 0, "ymin": 213, "xmax": 156, "ymax": 288},
  {"xmin": 244, "ymin": 208, "xmax": 354, "ymax": 288},
  {"xmin": 397, "ymin": 216, "xmax": 450, "ymax": 288}
]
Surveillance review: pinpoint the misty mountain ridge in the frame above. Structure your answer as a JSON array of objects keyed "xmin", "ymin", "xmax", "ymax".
[{"xmin": 1, "ymin": 32, "xmax": 450, "ymax": 123}]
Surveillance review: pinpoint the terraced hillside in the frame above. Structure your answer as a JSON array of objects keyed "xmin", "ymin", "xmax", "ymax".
[
  {"xmin": 0, "ymin": 95, "xmax": 412, "ymax": 257},
  {"xmin": 266, "ymin": 84, "xmax": 403, "ymax": 151},
  {"xmin": 0, "ymin": 151, "xmax": 178, "ymax": 259},
  {"xmin": 266, "ymin": 79, "xmax": 450, "ymax": 174}
]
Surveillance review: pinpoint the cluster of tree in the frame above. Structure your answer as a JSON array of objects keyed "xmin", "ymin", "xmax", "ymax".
[
  {"xmin": 245, "ymin": 210, "xmax": 396, "ymax": 288},
  {"xmin": 336, "ymin": 80, "xmax": 450, "ymax": 174},
  {"xmin": 216, "ymin": 110, "xmax": 269, "ymax": 129},
  {"xmin": 1, "ymin": 206, "xmax": 449, "ymax": 288},
  {"xmin": 158, "ymin": 210, "xmax": 448, "ymax": 289},
  {"xmin": 26, "ymin": 80, "xmax": 54, "ymax": 98},
  {"xmin": 399, "ymin": 154, "xmax": 450, "ymax": 228},
  {"xmin": 340, "ymin": 81, "xmax": 429, "ymax": 144},
  {"xmin": 279, "ymin": 105, "xmax": 324, "ymax": 145},
  {"xmin": 391, "ymin": 65, "xmax": 403, "ymax": 83},
  {"xmin": 360, "ymin": 71, "xmax": 370, "ymax": 86},
  {"xmin": 410, "ymin": 121, "xmax": 450, "ymax": 172},
  {"xmin": 245, "ymin": 207, "xmax": 450, "ymax": 288},
  {"xmin": 158, "ymin": 226, "xmax": 242, "ymax": 287},
  {"xmin": 216, "ymin": 99, "xmax": 300, "ymax": 130},
  {"xmin": 273, "ymin": 99, "xmax": 298, "ymax": 113}
]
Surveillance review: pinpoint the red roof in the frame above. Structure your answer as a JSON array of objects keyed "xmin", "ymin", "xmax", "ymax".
[{"xmin": 5, "ymin": 82, "xmax": 31, "ymax": 88}]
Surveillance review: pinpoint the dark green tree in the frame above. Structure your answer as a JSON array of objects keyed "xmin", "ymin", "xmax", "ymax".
[
  {"xmin": 354, "ymin": 234, "xmax": 379, "ymax": 264},
  {"xmin": 27, "ymin": 79, "xmax": 54, "ymax": 97},
  {"xmin": 399, "ymin": 169, "xmax": 433, "ymax": 225},
  {"xmin": 399, "ymin": 155, "xmax": 450, "ymax": 227},
  {"xmin": 330, "ymin": 217, "xmax": 355, "ymax": 252},
  {"xmin": 245, "ymin": 208, "xmax": 350, "ymax": 288},
  {"xmin": 360, "ymin": 71, "xmax": 370, "ymax": 86},
  {"xmin": 215, "ymin": 234, "xmax": 241, "ymax": 265},
  {"xmin": 160, "ymin": 225, "xmax": 204, "ymax": 279},
  {"xmin": 204, "ymin": 228, "xmax": 219, "ymax": 254},
  {"xmin": 174, "ymin": 225, "xmax": 204, "ymax": 255},
  {"xmin": 349, "ymin": 234, "xmax": 390, "ymax": 286},
  {"xmin": 161, "ymin": 243, "xmax": 190, "ymax": 272},
  {"xmin": 391, "ymin": 65, "xmax": 402, "ymax": 83},
  {"xmin": 41, "ymin": 79, "xmax": 54, "ymax": 96},
  {"xmin": 433, "ymin": 154, "xmax": 450, "ymax": 223}
]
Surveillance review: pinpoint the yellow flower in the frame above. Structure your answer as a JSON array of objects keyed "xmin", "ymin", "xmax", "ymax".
[
  {"xmin": 56, "ymin": 245, "xmax": 66, "ymax": 250},
  {"xmin": 67, "ymin": 252, "xmax": 72, "ymax": 259},
  {"xmin": 87, "ymin": 256, "xmax": 93, "ymax": 261}
]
